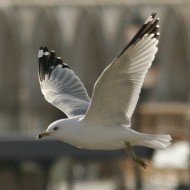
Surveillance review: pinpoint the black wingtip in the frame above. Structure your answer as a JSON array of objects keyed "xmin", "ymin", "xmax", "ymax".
[
  {"xmin": 141, "ymin": 17, "xmax": 160, "ymax": 39},
  {"xmin": 117, "ymin": 13, "xmax": 159, "ymax": 58},
  {"xmin": 135, "ymin": 13, "xmax": 160, "ymax": 40},
  {"xmin": 151, "ymin": 12, "xmax": 157, "ymax": 18},
  {"xmin": 144, "ymin": 13, "xmax": 156, "ymax": 24},
  {"xmin": 38, "ymin": 47, "xmax": 70, "ymax": 82}
]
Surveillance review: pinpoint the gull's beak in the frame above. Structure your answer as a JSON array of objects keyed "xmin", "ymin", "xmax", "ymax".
[{"xmin": 37, "ymin": 132, "xmax": 52, "ymax": 139}]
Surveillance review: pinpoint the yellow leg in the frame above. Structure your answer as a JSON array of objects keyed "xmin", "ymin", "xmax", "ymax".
[{"xmin": 125, "ymin": 142, "xmax": 147, "ymax": 169}]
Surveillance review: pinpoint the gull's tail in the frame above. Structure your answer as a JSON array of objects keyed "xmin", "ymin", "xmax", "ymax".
[{"xmin": 136, "ymin": 133, "xmax": 172, "ymax": 150}]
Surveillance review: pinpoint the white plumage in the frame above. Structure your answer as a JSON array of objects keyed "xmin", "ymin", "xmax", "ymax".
[{"xmin": 37, "ymin": 13, "xmax": 171, "ymax": 169}]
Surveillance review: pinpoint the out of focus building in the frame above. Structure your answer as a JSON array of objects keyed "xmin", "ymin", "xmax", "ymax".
[{"xmin": 1, "ymin": 0, "xmax": 190, "ymax": 133}]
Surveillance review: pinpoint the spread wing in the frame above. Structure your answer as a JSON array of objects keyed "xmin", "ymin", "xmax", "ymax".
[
  {"xmin": 84, "ymin": 13, "xmax": 159, "ymax": 125},
  {"xmin": 38, "ymin": 47, "xmax": 91, "ymax": 117}
]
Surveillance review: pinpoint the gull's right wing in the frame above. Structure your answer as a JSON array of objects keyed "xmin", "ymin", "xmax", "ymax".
[{"xmin": 38, "ymin": 47, "xmax": 91, "ymax": 117}]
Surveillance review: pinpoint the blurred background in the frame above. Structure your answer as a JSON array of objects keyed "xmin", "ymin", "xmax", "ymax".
[{"xmin": 0, "ymin": 0, "xmax": 190, "ymax": 190}]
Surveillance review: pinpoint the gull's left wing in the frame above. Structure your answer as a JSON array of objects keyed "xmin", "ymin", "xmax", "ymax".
[
  {"xmin": 38, "ymin": 47, "xmax": 91, "ymax": 117},
  {"xmin": 84, "ymin": 13, "xmax": 159, "ymax": 126}
]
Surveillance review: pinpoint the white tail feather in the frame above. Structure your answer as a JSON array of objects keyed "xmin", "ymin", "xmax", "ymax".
[{"xmin": 135, "ymin": 134, "xmax": 172, "ymax": 150}]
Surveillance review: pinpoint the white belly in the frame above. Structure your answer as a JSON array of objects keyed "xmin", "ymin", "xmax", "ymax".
[
  {"xmin": 51, "ymin": 116, "xmax": 139, "ymax": 150},
  {"xmin": 62, "ymin": 125, "xmax": 133, "ymax": 150}
]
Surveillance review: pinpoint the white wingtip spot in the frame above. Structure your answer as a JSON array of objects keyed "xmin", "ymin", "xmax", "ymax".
[
  {"xmin": 38, "ymin": 49, "xmax": 43, "ymax": 58},
  {"xmin": 144, "ymin": 15, "xmax": 153, "ymax": 24},
  {"xmin": 43, "ymin": 52, "xmax": 49, "ymax": 56}
]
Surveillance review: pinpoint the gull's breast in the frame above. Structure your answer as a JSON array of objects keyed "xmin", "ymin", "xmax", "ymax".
[{"xmin": 66, "ymin": 124, "xmax": 127, "ymax": 150}]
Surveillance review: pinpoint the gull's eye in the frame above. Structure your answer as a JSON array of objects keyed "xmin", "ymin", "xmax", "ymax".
[{"xmin": 53, "ymin": 126, "xmax": 58, "ymax": 131}]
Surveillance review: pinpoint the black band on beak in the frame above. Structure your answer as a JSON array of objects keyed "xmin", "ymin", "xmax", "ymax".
[{"xmin": 37, "ymin": 132, "xmax": 52, "ymax": 139}]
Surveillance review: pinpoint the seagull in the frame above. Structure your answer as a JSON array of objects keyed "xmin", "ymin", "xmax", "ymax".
[{"xmin": 37, "ymin": 13, "xmax": 171, "ymax": 169}]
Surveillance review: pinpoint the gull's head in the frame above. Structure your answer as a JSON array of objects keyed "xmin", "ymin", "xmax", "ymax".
[
  {"xmin": 37, "ymin": 117, "xmax": 79, "ymax": 140},
  {"xmin": 37, "ymin": 120, "xmax": 62, "ymax": 139}
]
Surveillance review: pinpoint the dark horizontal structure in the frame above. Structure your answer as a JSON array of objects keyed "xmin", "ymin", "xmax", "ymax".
[
  {"xmin": 0, "ymin": 133, "xmax": 153, "ymax": 162},
  {"xmin": 0, "ymin": 133, "xmax": 152, "ymax": 190}
]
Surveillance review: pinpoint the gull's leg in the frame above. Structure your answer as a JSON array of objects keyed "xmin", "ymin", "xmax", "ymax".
[{"xmin": 125, "ymin": 142, "xmax": 147, "ymax": 169}]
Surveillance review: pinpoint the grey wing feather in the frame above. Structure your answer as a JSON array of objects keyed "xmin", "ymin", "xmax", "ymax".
[{"xmin": 38, "ymin": 47, "xmax": 91, "ymax": 117}]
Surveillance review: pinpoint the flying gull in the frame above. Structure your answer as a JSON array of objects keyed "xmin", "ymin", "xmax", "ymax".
[{"xmin": 37, "ymin": 13, "xmax": 172, "ymax": 169}]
